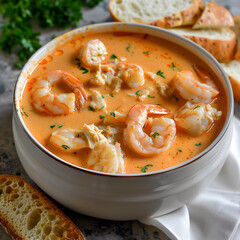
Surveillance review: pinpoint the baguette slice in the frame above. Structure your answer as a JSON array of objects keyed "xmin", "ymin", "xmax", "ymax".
[
  {"xmin": 193, "ymin": 1, "xmax": 234, "ymax": 29},
  {"xmin": 168, "ymin": 27, "xmax": 236, "ymax": 63},
  {"xmin": 221, "ymin": 60, "xmax": 240, "ymax": 104},
  {"xmin": 0, "ymin": 175, "xmax": 85, "ymax": 240},
  {"xmin": 232, "ymin": 16, "xmax": 240, "ymax": 61},
  {"xmin": 109, "ymin": 0, "xmax": 204, "ymax": 28}
]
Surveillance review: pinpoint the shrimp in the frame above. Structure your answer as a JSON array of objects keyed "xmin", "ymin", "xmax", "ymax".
[
  {"xmin": 174, "ymin": 102, "xmax": 222, "ymax": 136},
  {"xmin": 123, "ymin": 104, "xmax": 176, "ymax": 156},
  {"xmin": 50, "ymin": 129, "xmax": 88, "ymax": 151},
  {"xmin": 79, "ymin": 39, "xmax": 107, "ymax": 67},
  {"xmin": 173, "ymin": 66, "xmax": 219, "ymax": 103},
  {"xmin": 87, "ymin": 140, "xmax": 125, "ymax": 174},
  {"xmin": 31, "ymin": 70, "xmax": 87, "ymax": 115},
  {"xmin": 118, "ymin": 63, "xmax": 145, "ymax": 88}
]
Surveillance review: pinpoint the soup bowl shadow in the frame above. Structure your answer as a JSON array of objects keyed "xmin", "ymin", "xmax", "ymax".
[{"xmin": 13, "ymin": 22, "xmax": 233, "ymax": 220}]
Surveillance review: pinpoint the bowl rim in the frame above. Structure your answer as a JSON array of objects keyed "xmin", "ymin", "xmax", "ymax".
[{"xmin": 13, "ymin": 22, "xmax": 234, "ymax": 178}]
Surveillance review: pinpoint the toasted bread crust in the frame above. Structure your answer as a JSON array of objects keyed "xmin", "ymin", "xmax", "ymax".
[
  {"xmin": 0, "ymin": 175, "xmax": 85, "ymax": 240},
  {"xmin": 228, "ymin": 75, "xmax": 240, "ymax": 104},
  {"xmin": 193, "ymin": 1, "xmax": 234, "ymax": 29},
  {"xmin": 109, "ymin": 0, "xmax": 204, "ymax": 28},
  {"xmin": 232, "ymin": 16, "xmax": 240, "ymax": 61},
  {"xmin": 180, "ymin": 28, "xmax": 236, "ymax": 63}
]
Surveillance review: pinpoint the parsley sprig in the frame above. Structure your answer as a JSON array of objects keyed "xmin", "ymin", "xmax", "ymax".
[{"xmin": 0, "ymin": 0, "xmax": 103, "ymax": 68}]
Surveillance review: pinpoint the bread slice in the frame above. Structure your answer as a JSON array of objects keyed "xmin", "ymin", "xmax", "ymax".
[
  {"xmin": 168, "ymin": 27, "xmax": 236, "ymax": 63},
  {"xmin": 193, "ymin": 1, "xmax": 234, "ymax": 29},
  {"xmin": 232, "ymin": 16, "xmax": 240, "ymax": 61},
  {"xmin": 221, "ymin": 60, "xmax": 240, "ymax": 104},
  {"xmin": 0, "ymin": 175, "xmax": 85, "ymax": 240},
  {"xmin": 109, "ymin": 0, "xmax": 204, "ymax": 28}
]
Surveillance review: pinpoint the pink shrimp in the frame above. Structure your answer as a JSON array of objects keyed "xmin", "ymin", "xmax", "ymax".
[{"xmin": 31, "ymin": 70, "xmax": 87, "ymax": 115}]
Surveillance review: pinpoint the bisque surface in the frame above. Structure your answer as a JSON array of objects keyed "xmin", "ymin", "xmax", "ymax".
[{"xmin": 21, "ymin": 32, "xmax": 226, "ymax": 174}]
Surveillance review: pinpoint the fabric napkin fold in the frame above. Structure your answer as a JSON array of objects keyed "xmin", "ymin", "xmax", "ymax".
[{"xmin": 140, "ymin": 117, "xmax": 240, "ymax": 240}]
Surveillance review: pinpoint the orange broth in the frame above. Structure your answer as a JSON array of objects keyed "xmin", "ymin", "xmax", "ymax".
[{"xmin": 20, "ymin": 32, "xmax": 227, "ymax": 174}]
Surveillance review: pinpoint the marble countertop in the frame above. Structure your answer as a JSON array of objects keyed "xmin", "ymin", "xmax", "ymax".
[{"xmin": 0, "ymin": 0, "xmax": 240, "ymax": 239}]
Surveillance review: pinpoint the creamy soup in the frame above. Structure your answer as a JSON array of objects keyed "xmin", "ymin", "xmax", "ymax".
[{"xmin": 20, "ymin": 32, "xmax": 227, "ymax": 174}]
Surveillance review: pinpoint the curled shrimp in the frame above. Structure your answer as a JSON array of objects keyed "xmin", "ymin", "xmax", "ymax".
[
  {"xmin": 88, "ymin": 140, "xmax": 125, "ymax": 174},
  {"xmin": 118, "ymin": 62, "xmax": 145, "ymax": 88},
  {"xmin": 174, "ymin": 102, "xmax": 222, "ymax": 136},
  {"xmin": 80, "ymin": 39, "xmax": 107, "ymax": 67},
  {"xmin": 31, "ymin": 70, "xmax": 87, "ymax": 115},
  {"xmin": 173, "ymin": 66, "xmax": 219, "ymax": 103},
  {"xmin": 123, "ymin": 104, "xmax": 176, "ymax": 156},
  {"xmin": 50, "ymin": 129, "xmax": 88, "ymax": 151}
]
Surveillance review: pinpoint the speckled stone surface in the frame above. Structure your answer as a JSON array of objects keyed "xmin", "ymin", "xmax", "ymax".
[{"xmin": 0, "ymin": 0, "xmax": 240, "ymax": 239}]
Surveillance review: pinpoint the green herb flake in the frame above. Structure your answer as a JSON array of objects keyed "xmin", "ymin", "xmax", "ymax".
[
  {"xmin": 141, "ymin": 164, "xmax": 153, "ymax": 173},
  {"xmin": 20, "ymin": 106, "xmax": 28, "ymax": 117},
  {"xmin": 152, "ymin": 132, "xmax": 159, "ymax": 139},
  {"xmin": 88, "ymin": 106, "xmax": 95, "ymax": 112},
  {"xmin": 99, "ymin": 106, "xmax": 104, "ymax": 110},
  {"xmin": 193, "ymin": 105, "xmax": 200, "ymax": 110},
  {"xmin": 170, "ymin": 62, "xmax": 181, "ymax": 71},
  {"xmin": 80, "ymin": 67, "xmax": 90, "ymax": 74},
  {"xmin": 178, "ymin": 149, "xmax": 182, "ymax": 152},
  {"xmin": 142, "ymin": 51, "xmax": 150, "ymax": 54},
  {"xmin": 148, "ymin": 95, "xmax": 155, "ymax": 98},
  {"xmin": 195, "ymin": 142, "xmax": 202, "ymax": 146},
  {"xmin": 117, "ymin": 67, "xmax": 121, "ymax": 70},
  {"xmin": 126, "ymin": 43, "xmax": 131, "ymax": 52},
  {"xmin": 62, "ymin": 145, "xmax": 70, "ymax": 150},
  {"xmin": 110, "ymin": 54, "xmax": 117, "ymax": 59},
  {"xmin": 99, "ymin": 115, "xmax": 106, "ymax": 119},
  {"xmin": 50, "ymin": 124, "xmax": 63, "ymax": 129},
  {"xmin": 109, "ymin": 94, "xmax": 114, "ymax": 97},
  {"xmin": 101, "ymin": 95, "xmax": 104, "ymax": 99},
  {"xmin": 156, "ymin": 70, "xmax": 166, "ymax": 79},
  {"xmin": 136, "ymin": 90, "xmax": 141, "ymax": 96},
  {"xmin": 110, "ymin": 112, "xmax": 116, "ymax": 117}
]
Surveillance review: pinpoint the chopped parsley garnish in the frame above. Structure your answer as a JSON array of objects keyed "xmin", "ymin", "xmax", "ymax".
[
  {"xmin": 195, "ymin": 142, "xmax": 202, "ymax": 146},
  {"xmin": 170, "ymin": 62, "xmax": 181, "ymax": 71},
  {"xmin": 99, "ymin": 106, "xmax": 104, "ymax": 110},
  {"xmin": 20, "ymin": 106, "xmax": 28, "ymax": 117},
  {"xmin": 156, "ymin": 70, "xmax": 166, "ymax": 79},
  {"xmin": 178, "ymin": 149, "xmax": 182, "ymax": 152},
  {"xmin": 141, "ymin": 164, "xmax": 153, "ymax": 173},
  {"xmin": 193, "ymin": 105, "xmax": 200, "ymax": 110},
  {"xmin": 50, "ymin": 124, "xmax": 63, "ymax": 129},
  {"xmin": 151, "ymin": 132, "xmax": 159, "ymax": 139},
  {"xmin": 117, "ymin": 67, "xmax": 121, "ymax": 70},
  {"xmin": 136, "ymin": 90, "xmax": 141, "ymax": 95},
  {"xmin": 110, "ymin": 112, "xmax": 116, "ymax": 117},
  {"xmin": 170, "ymin": 95, "xmax": 179, "ymax": 101},
  {"xmin": 88, "ymin": 106, "xmax": 96, "ymax": 111},
  {"xmin": 99, "ymin": 115, "xmax": 106, "ymax": 119},
  {"xmin": 110, "ymin": 54, "xmax": 117, "ymax": 59},
  {"xmin": 142, "ymin": 51, "xmax": 150, "ymax": 54},
  {"xmin": 62, "ymin": 145, "xmax": 70, "ymax": 150},
  {"xmin": 126, "ymin": 43, "xmax": 131, "ymax": 52},
  {"xmin": 148, "ymin": 95, "xmax": 155, "ymax": 98},
  {"xmin": 80, "ymin": 67, "xmax": 90, "ymax": 74},
  {"xmin": 101, "ymin": 95, "xmax": 104, "ymax": 99},
  {"xmin": 109, "ymin": 94, "xmax": 114, "ymax": 97}
]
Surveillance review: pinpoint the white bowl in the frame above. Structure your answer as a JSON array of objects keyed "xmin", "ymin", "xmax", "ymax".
[{"xmin": 13, "ymin": 23, "xmax": 234, "ymax": 220}]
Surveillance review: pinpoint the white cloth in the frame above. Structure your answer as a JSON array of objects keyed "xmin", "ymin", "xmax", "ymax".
[{"xmin": 140, "ymin": 117, "xmax": 240, "ymax": 240}]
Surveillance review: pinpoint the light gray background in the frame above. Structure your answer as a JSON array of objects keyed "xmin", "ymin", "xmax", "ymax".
[{"xmin": 0, "ymin": 0, "xmax": 240, "ymax": 239}]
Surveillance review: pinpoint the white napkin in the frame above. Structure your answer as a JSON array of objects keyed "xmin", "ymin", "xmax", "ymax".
[{"xmin": 140, "ymin": 117, "xmax": 240, "ymax": 240}]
